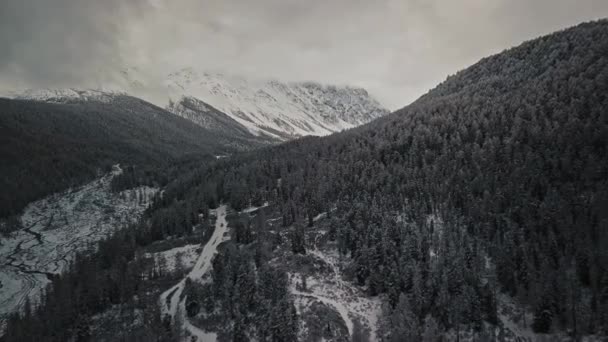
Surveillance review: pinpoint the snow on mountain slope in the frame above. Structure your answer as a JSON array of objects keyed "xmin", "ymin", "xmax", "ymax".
[
  {"xmin": 4, "ymin": 68, "xmax": 389, "ymax": 141},
  {"xmin": 165, "ymin": 69, "xmax": 389, "ymax": 140},
  {"xmin": 166, "ymin": 95, "xmax": 269, "ymax": 142},
  {"xmin": 9, "ymin": 88, "xmax": 124, "ymax": 104}
]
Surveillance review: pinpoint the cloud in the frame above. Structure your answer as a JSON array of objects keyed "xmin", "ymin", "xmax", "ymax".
[
  {"xmin": 1, "ymin": 0, "xmax": 607, "ymax": 109},
  {"xmin": 0, "ymin": 1, "xmax": 142, "ymax": 87}
]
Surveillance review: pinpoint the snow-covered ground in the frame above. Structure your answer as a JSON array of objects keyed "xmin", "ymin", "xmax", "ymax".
[
  {"xmin": 144, "ymin": 244, "xmax": 201, "ymax": 274},
  {"xmin": 288, "ymin": 247, "xmax": 382, "ymax": 341},
  {"xmin": 159, "ymin": 205, "xmax": 229, "ymax": 342},
  {"xmin": 0, "ymin": 166, "xmax": 157, "ymax": 325},
  {"xmin": 239, "ymin": 201, "xmax": 269, "ymax": 214},
  {"xmin": 496, "ymin": 293, "xmax": 537, "ymax": 342}
]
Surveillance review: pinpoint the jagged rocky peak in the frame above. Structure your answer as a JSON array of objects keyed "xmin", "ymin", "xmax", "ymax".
[{"xmin": 164, "ymin": 70, "xmax": 389, "ymax": 140}]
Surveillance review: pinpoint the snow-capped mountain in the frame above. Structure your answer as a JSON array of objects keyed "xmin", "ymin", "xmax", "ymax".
[
  {"xmin": 166, "ymin": 95, "xmax": 260, "ymax": 141},
  {"xmin": 5, "ymin": 68, "xmax": 389, "ymax": 141},
  {"xmin": 164, "ymin": 69, "xmax": 389, "ymax": 140},
  {"xmin": 9, "ymin": 88, "xmax": 125, "ymax": 104}
]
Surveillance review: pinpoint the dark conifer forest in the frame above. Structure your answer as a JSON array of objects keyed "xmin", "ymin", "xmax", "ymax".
[
  {"xmin": 2, "ymin": 19, "xmax": 608, "ymax": 341},
  {"xmin": 0, "ymin": 95, "xmax": 263, "ymax": 220}
]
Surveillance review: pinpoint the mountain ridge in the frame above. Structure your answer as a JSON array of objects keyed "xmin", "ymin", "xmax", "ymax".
[
  {"xmin": 164, "ymin": 70, "xmax": 388, "ymax": 139},
  {"xmin": 6, "ymin": 71, "xmax": 389, "ymax": 141},
  {"xmin": 0, "ymin": 94, "xmax": 264, "ymax": 219}
]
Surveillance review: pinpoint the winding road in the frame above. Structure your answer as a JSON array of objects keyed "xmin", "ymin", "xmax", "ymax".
[{"xmin": 159, "ymin": 204, "xmax": 228, "ymax": 341}]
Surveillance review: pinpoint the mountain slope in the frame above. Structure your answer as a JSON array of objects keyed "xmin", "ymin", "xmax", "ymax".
[
  {"xmin": 149, "ymin": 20, "xmax": 608, "ymax": 339},
  {"xmin": 0, "ymin": 95, "xmax": 261, "ymax": 219},
  {"xmin": 165, "ymin": 70, "xmax": 389, "ymax": 140},
  {"xmin": 167, "ymin": 95, "xmax": 278, "ymax": 144}
]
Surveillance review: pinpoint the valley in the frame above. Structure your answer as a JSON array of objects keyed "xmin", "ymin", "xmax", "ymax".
[{"xmin": 0, "ymin": 166, "xmax": 156, "ymax": 329}]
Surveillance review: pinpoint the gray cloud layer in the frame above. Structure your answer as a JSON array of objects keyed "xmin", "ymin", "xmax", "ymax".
[{"xmin": 1, "ymin": 0, "xmax": 608, "ymax": 109}]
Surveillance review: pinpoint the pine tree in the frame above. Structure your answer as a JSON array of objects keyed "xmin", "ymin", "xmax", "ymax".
[
  {"xmin": 532, "ymin": 296, "xmax": 553, "ymax": 333},
  {"xmin": 421, "ymin": 315, "xmax": 441, "ymax": 342},
  {"xmin": 291, "ymin": 224, "xmax": 306, "ymax": 255},
  {"xmin": 388, "ymin": 294, "xmax": 421, "ymax": 342},
  {"xmin": 410, "ymin": 264, "xmax": 426, "ymax": 319},
  {"xmin": 300, "ymin": 273, "xmax": 308, "ymax": 291},
  {"xmin": 351, "ymin": 319, "xmax": 370, "ymax": 342}
]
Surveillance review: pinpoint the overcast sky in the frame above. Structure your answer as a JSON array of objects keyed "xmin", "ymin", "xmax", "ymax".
[{"xmin": 1, "ymin": 0, "xmax": 607, "ymax": 109}]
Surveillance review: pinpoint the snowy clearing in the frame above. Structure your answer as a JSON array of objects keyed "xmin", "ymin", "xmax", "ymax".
[{"xmin": 288, "ymin": 247, "xmax": 382, "ymax": 341}]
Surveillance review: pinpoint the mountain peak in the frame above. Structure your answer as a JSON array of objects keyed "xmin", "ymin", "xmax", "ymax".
[{"xmin": 164, "ymin": 71, "xmax": 389, "ymax": 140}]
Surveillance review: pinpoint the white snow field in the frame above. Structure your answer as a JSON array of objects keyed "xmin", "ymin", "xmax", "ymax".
[
  {"xmin": 0, "ymin": 166, "xmax": 157, "ymax": 327},
  {"xmin": 159, "ymin": 204, "xmax": 229, "ymax": 342}
]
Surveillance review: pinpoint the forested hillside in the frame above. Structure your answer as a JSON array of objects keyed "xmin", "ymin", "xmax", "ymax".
[
  {"xmin": 147, "ymin": 20, "xmax": 608, "ymax": 338},
  {"xmin": 0, "ymin": 95, "xmax": 260, "ymax": 219},
  {"xmin": 3, "ymin": 20, "xmax": 608, "ymax": 341}
]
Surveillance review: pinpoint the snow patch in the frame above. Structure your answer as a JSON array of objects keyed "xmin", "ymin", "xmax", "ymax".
[{"xmin": 239, "ymin": 202, "xmax": 269, "ymax": 214}]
